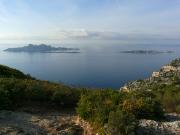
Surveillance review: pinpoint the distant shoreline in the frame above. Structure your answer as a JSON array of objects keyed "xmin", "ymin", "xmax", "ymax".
[{"xmin": 120, "ymin": 50, "xmax": 174, "ymax": 54}]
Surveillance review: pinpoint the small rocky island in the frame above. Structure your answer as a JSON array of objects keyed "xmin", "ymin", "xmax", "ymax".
[
  {"xmin": 120, "ymin": 50, "xmax": 173, "ymax": 54},
  {"xmin": 4, "ymin": 44, "xmax": 80, "ymax": 53}
]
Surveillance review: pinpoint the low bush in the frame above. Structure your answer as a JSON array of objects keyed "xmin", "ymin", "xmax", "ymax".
[
  {"xmin": 176, "ymin": 105, "xmax": 180, "ymax": 113},
  {"xmin": 52, "ymin": 88, "xmax": 80, "ymax": 107},
  {"xmin": 108, "ymin": 110, "xmax": 137, "ymax": 135},
  {"xmin": 154, "ymin": 85, "xmax": 180, "ymax": 113},
  {"xmin": 0, "ymin": 88, "xmax": 11, "ymax": 110},
  {"xmin": 122, "ymin": 91, "xmax": 164, "ymax": 120}
]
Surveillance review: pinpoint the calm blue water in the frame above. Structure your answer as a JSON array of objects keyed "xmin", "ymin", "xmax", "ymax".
[{"xmin": 0, "ymin": 43, "xmax": 180, "ymax": 89}]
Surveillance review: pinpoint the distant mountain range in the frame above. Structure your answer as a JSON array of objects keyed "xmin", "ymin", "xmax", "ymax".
[{"xmin": 4, "ymin": 44, "xmax": 80, "ymax": 53}]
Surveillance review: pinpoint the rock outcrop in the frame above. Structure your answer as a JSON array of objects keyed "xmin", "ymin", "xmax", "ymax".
[
  {"xmin": 137, "ymin": 118, "xmax": 180, "ymax": 135},
  {"xmin": 120, "ymin": 58, "xmax": 180, "ymax": 92}
]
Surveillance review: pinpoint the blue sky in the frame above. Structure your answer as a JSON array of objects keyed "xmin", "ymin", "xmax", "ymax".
[{"xmin": 0, "ymin": 0, "xmax": 180, "ymax": 44}]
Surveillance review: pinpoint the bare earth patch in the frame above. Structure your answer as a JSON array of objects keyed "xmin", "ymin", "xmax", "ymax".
[{"xmin": 0, "ymin": 108, "xmax": 83, "ymax": 135}]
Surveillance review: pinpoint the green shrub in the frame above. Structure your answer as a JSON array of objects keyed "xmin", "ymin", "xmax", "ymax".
[
  {"xmin": 176, "ymin": 105, "xmax": 180, "ymax": 113},
  {"xmin": 108, "ymin": 110, "xmax": 137, "ymax": 135},
  {"xmin": 122, "ymin": 91, "xmax": 164, "ymax": 120},
  {"xmin": 25, "ymin": 82, "xmax": 50, "ymax": 101},
  {"xmin": 76, "ymin": 95, "xmax": 92, "ymax": 120},
  {"xmin": 155, "ymin": 85, "xmax": 180, "ymax": 113},
  {"xmin": 76, "ymin": 90, "xmax": 122, "ymax": 126},
  {"xmin": 0, "ymin": 89, "xmax": 11, "ymax": 110},
  {"xmin": 52, "ymin": 88, "xmax": 80, "ymax": 107}
]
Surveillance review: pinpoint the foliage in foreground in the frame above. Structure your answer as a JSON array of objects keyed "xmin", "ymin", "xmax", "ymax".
[
  {"xmin": 108, "ymin": 110, "xmax": 137, "ymax": 135},
  {"xmin": 76, "ymin": 84, "xmax": 180, "ymax": 135},
  {"xmin": 152, "ymin": 84, "xmax": 180, "ymax": 113},
  {"xmin": 76, "ymin": 90, "xmax": 164, "ymax": 135}
]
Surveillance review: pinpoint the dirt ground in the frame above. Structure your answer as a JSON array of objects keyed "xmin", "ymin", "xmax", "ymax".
[{"xmin": 0, "ymin": 106, "xmax": 83, "ymax": 135}]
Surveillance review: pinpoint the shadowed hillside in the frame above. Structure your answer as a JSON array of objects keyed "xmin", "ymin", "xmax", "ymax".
[{"xmin": 0, "ymin": 65, "xmax": 33, "ymax": 79}]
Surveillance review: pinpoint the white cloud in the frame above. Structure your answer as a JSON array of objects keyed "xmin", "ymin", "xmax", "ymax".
[{"xmin": 57, "ymin": 29, "xmax": 89, "ymax": 39}]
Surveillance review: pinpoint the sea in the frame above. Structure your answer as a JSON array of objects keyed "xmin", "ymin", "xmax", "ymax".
[{"xmin": 0, "ymin": 43, "xmax": 180, "ymax": 89}]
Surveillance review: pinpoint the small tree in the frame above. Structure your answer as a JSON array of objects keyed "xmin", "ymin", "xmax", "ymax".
[{"xmin": 76, "ymin": 95, "xmax": 92, "ymax": 120}]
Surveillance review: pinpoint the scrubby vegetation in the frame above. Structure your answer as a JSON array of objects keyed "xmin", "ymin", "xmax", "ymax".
[
  {"xmin": 152, "ymin": 84, "xmax": 180, "ymax": 113},
  {"xmin": 76, "ymin": 83, "xmax": 179, "ymax": 135},
  {"xmin": 0, "ymin": 78, "xmax": 82, "ymax": 110},
  {"xmin": 108, "ymin": 110, "xmax": 137, "ymax": 135},
  {"xmin": 0, "ymin": 64, "xmax": 84, "ymax": 110},
  {"xmin": 76, "ymin": 90, "xmax": 164, "ymax": 135}
]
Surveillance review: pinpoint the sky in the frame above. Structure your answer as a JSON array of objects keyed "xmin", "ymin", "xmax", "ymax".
[{"xmin": 0, "ymin": 0, "xmax": 180, "ymax": 44}]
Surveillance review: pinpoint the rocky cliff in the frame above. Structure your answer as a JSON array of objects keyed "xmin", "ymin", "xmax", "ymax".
[{"xmin": 120, "ymin": 58, "xmax": 180, "ymax": 92}]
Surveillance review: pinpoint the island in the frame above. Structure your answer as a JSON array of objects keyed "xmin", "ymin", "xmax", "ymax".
[
  {"xmin": 4, "ymin": 44, "xmax": 80, "ymax": 53},
  {"xmin": 120, "ymin": 50, "xmax": 173, "ymax": 54}
]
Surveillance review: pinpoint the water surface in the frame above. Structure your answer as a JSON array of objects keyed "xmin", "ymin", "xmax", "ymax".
[{"xmin": 0, "ymin": 43, "xmax": 179, "ymax": 89}]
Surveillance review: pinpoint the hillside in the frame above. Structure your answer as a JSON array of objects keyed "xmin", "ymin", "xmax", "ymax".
[
  {"xmin": 0, "ymin": 65, "xmax": 32, "ymax": 79},
  {"xmin": 0, "ymin": 59, "xmax": 179, "ymax": 135},
  {"xmin": 0, "ymin": 64, "xmax": 84, "ymax": 134}
]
